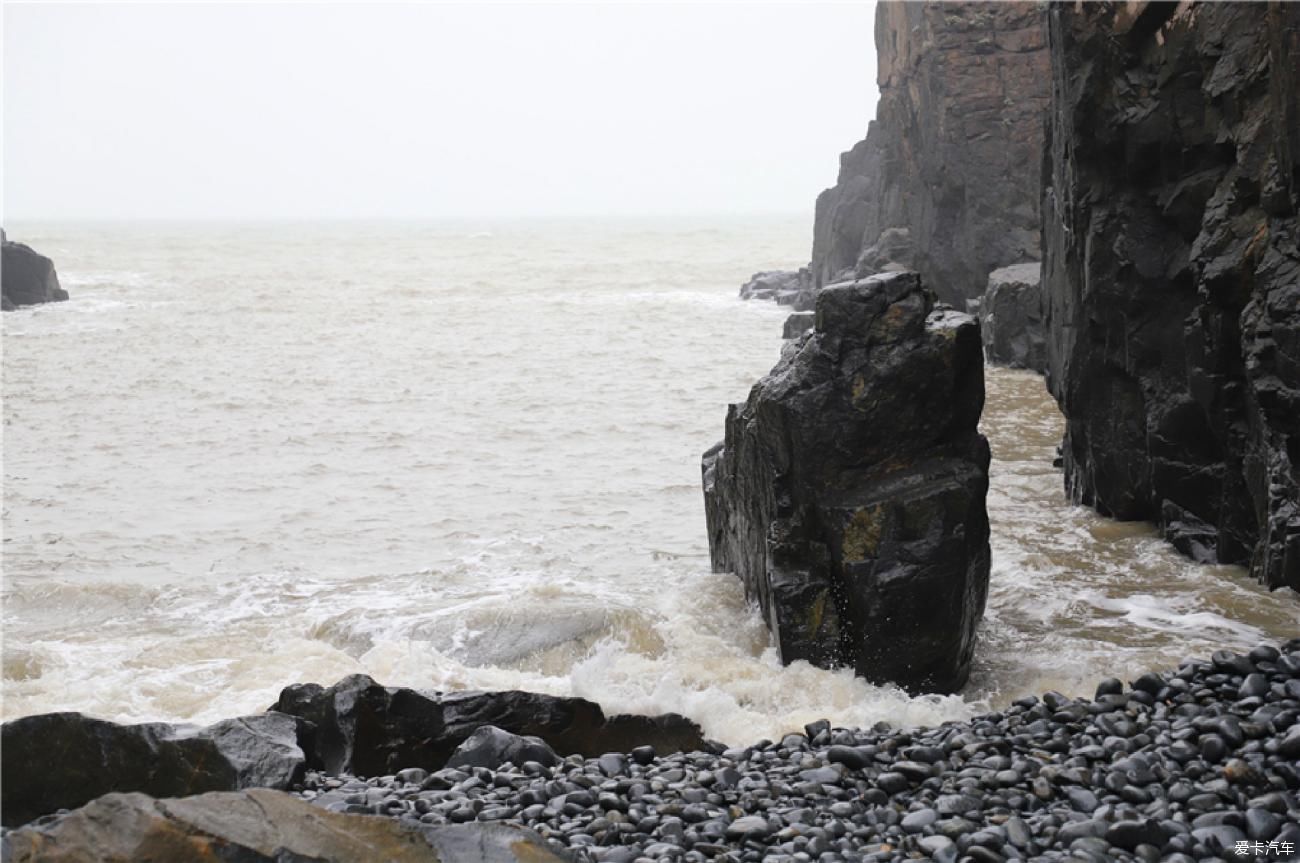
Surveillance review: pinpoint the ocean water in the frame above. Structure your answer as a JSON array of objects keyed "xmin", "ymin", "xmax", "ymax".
[{"xmin": 3, "ymin": 218, "xmax": 1297, "ymax": 745}]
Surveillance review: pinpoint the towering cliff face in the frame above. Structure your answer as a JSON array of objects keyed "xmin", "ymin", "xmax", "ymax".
[
  {"xmin": 1042, "ymin": 2, "xmax": 1300, "ymax": 591},
  {"xmin": 810, "ymin": 2, "xmax": 1050, "ymax": 305}
]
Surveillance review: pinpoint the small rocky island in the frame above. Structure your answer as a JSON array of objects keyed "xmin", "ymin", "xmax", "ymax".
[{"xmin": 1, "ymin": 229, "xmax": 69, "ymax": 311}]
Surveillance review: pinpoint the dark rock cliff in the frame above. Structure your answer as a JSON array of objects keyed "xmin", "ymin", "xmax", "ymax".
[
  {"xmin": 703, "ymin": 272, "xmax": 990, "ymax": 694},
  {"xmin": 1042, "ymin": 1, "xmax": 1300, "ymax": 591},
  {"xmin": 2, "ymin": 230, "xmax": 69, "ymax": 311},
  {"xmin": 810, "ymin": 2, "xmax": 1051, "ymax": 305}
]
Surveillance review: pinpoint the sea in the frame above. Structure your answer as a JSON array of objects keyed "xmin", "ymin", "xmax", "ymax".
[{"xmin": 3, "ymin": 217, "xmax": 1297, "ymax": 745}]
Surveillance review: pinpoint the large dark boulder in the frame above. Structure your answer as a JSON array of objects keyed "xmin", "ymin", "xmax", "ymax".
[
  {"xmin": 270, "ymin": 674, "xmax": 716, "ymax": 776},
  {"xmin": 978, "ymin": 263, "xmax": 1045, "ymax": 372},
  {"xmin": 1042, "ymin": 1, "xmax": 1300, "ymax": 591},
  {"xmin": 809, "ymin": 3, "xmax": 1050, "ymax": 304},
  {"xmin": 445, "ymin": 725, "xmax": 561, "ymax": 770},
  {"xmin": 702, "ymin": 271, "xmax": 991, "ymax": 693},
  {"xmin": 0, "ymin": 712, "xmax": 308, "ymax": 827},
  {"xmin": 0, "ymin": 789, "xmax": 571, "ymax": 863},
  {"xmin": 1, "ymin": 230, "xmax": 68, "ymax": 310}
]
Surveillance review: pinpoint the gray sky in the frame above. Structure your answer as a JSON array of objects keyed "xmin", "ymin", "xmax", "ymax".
[{"xmin": 4, "ymin": 3, "xmax": 878, "ymax": 220}]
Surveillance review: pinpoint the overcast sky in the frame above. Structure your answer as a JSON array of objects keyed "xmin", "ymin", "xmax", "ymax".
[{"xmin": 4, "ymin": 3, "xmax": 877, "ymax": 221}]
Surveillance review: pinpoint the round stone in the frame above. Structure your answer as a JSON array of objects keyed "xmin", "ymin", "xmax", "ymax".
[{"xmin": 901, "ymin": 808, "xmax": 939, "ymax": 832}]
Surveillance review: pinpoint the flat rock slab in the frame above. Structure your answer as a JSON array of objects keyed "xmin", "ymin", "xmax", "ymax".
[{"xmin": 1, "ymin": 788, "xmax": 571, "ymax": 863}]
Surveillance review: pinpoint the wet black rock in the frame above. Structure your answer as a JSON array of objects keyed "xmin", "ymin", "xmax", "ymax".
[
  {"xmin": 1042, "ymin": 1, "xmax": 1300, "ymax": 590},
  {"xmin": 1, "ymin": 788, "xmax": 570, "ymax": 863},
  {"xmin": 978, "ymin": 263, "xmax": 1045, "ymax": 372},
  {"xmin": 448, "ymin": 726, "xmax": 561, "ymax": 770},
  {"xmin": 0, "ymin": 711, "xmax": 308, "ymax": 827},
  {"xmin": 1, "ymin": 230, "xmax": 68, "ymax": 311},
  {"xmin": 738, "ymin": 269, "xmax": 813, "ymax": 310},
  {"xmin": 702, "ymin": 271, "xmax": 990, "ymax": 693},
  {"xmin": 270, "ymin": 674, "xmax": 715, "ymax": 776}
]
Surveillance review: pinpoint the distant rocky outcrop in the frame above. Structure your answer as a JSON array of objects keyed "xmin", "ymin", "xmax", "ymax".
[
  {"xmin": 1, "ymin": 230, "xmax": 68, "ymax": 310},
  {"xmin": 270, "ymin": 675, "xmax": 717, "ymax": 777},
  {"xmin": 809, "ymin": 2, "xmax": 1050, "ymax": 305},
  {"xmin": 978, "ymin": 263, "xmax": 1045, "ymax": 372},
  {"xmin": 739, "ymin": 269, "xmax": 813, "ymax": 310},
  {"xmin": 0, "ymin": 712, "xmax": 308, "ymax": 827},
  {"xmin": 1, "ymin": 789, "xmax": 570, "ymax": 863},
  {"xmin": 703, "ymin": 272, "xmax": 990, "ymax": 694},
  {"xmin": 1042, "ymin": 2, "xmax": 1300, "ymax": 591}
]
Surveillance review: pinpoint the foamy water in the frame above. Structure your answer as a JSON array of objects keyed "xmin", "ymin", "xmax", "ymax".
[{"xmin": 3, "ymin": 219, "xmax": 1296, "ymax": 745}]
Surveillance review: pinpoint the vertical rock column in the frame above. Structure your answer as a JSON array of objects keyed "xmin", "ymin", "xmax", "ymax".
[{"xmin": 703, "ymin": 272, "xmax": 991, "ymax": 694}]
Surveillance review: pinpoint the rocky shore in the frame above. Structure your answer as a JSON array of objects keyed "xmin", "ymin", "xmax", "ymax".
[
  {"xmin": 0, "ymin": 675, "xmax": 714, "ymax": 829},
  {"xmin": 7, "ymin": 642, "xmax": 1300, "ymax": 862}
]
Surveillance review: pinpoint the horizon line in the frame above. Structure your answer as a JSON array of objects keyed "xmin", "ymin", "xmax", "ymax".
[{"xmin": 2, "ymin": 210, "xmax": 811, "ymax": 225}]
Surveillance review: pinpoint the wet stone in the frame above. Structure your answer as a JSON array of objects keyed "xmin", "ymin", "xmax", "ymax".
[
  {"xmin": 1003, "ymin": 816, "xmax": 1031, "ymax": 849},
  {"xmin": 919, "ymin": 835, "xmax": 958, "ymax": 863},
  {"xmin": 893, "ymin": 761, "xmax": 934, "ymax": 781},
  {"xmin": 901, "ymin": 808, "xmax": 938, "ymax": 832},
  {"xmin": 825, "ymin": 746, "xmax": 869, "ymax": 770},
  {"xmin": 725, "ymin": 816, "xmax": 772, "ymax": 839},
  {"xmin": 1065, "ymin": 787, "xmax": 1099, "ymax": 813},
  {"xmin": 1105, "ymin": 819, "xmax": 1167, "ymax": 850},
  {"xmin": 875, "ymin": 772, "xmax": 910, "ymax": 794},
  {"xmin": 936, "ymin": 794, "xmax": 980, "ymax": 816}
]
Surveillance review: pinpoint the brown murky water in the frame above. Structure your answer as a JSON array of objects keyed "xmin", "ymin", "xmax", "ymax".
[
  {"xmin": 970, "ymin": 369, "xmax": 1299, "ymax": 703},
  {"xmin": 3, "ymin": 220, "xmax": 1296, "ymax": 744}
]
